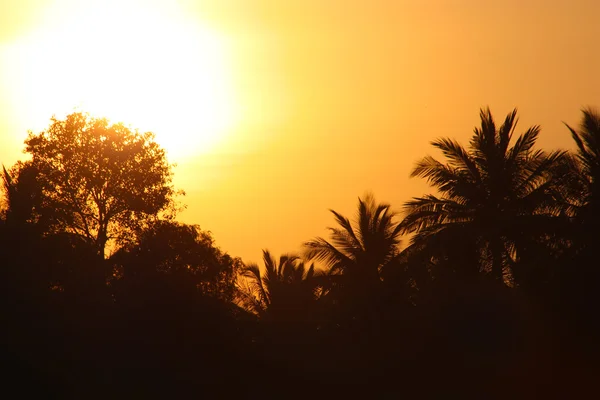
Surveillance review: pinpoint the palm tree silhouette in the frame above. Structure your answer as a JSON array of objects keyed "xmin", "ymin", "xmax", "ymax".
[
  {"xmin": 564, "ymin": 107, "xmax": 600, "ymax": 248},
  {"xmin": 304, "ymin": 193, "xmax": 402, "ymax": 280},
  {"xmin": 238, "ymin": 250, "xmax": 321, "ymax": 321},
  {"xmin": 401, "ymin": 108, "xmax": 566, "ymax": 283},
  {"xmin": 303, "ymin": 193, "xmax": 403, "ymax": 310}
]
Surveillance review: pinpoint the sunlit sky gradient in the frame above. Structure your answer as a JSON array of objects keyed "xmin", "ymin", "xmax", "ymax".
[{"xmin": 1, "ymin": 0, "xmax": 599, "ymax": 264}]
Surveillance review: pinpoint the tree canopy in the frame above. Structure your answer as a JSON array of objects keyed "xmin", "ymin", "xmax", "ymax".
[
  {"xmin": 22, "ymin": 112, "xmax": 179, "ymax": 258},
  {"xmin": 400, "ymin": 108, "xmax": 567, "ymax": 283}
]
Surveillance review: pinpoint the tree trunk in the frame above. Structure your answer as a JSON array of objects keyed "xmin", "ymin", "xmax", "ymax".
[
  {"xmin": 490, "ymin": 238, "xmax": 504, "ymax": 281},
  {"xmin": 97, "ymin": 226, "xmax": 107, "ymax": 260}
]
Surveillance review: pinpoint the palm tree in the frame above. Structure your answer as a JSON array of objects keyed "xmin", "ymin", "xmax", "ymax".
[
  {"xmin": 304, "ymin": 193, "xmax": 403, "ymax": 295},
  {"xmin": 554, "ymin": 108, "xmax": 600, "ymax": 327},
  {"xmin": 564, "ymin": 107, "xmax": 600, "ymax": 245},
  {"xmin": 304, "ymin": 193, "xmax": 403, "ymax": 279},
  {"xmin": 401, "ymin": 108, "xmax": 567, "ymax": 283},
  {"xmin": 237, "ymin": 250, "xmax": 322, "ymax": 321}
]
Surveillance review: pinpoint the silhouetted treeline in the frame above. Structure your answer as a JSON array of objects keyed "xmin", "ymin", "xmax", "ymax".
[{"xmin": 2, "ymin": 108, "xmax": 600, "ymax": 397}]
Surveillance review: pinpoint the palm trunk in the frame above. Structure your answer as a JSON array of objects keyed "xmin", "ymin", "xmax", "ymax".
[{"xmin": 490, "ymin": 238, "xmax": 504, "ymax": 281}]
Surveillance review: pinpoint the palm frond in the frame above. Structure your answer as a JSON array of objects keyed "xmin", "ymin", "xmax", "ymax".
[
  {"xmin": 497, "ymin": 108, "xmax": 519, "ymax": 155},
  {"xmin": 240, "ymin": 262, "xmax": 269, "ymax": 307},
  {"xmin": 330, "ymin": 209, "xmax": 362, "ymax": 249},
  {"xmin": 431, "ymin": 138, "xmax": 481, "ymax": 182},
  {"xmin": 512, "ymin": 150, "xmax": 565, "ymax": 198},
  {"xmin": 507, "ymin": 125, "xmax": 541, "ymax": 164},
  {"xmin": 401, "ymin": 195, "xmax": 472, "ymax": 233},
  {"xmin": 581, "ymin": 107, "xmax": 600, "ymax": 159},
  {"xmin": 304, "ymin": 237, "xmax": 354, "ymax": 269}
]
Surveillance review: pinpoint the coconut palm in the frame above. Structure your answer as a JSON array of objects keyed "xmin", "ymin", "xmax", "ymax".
[
  {"xmin": 564, "ymin": 107, "xmax": 600, "ymax": 241},
  {"xmin": 304, "ymin": 193, "xmax": 402, "ymax": 281},
  {"xmin": 237, "ymin": 250, "xmax": 322, "ymax": 321},
  {"xmin": 552, "ymin": 108, "xmax": 600, "ymax": 324},
  {"xmin": 401, "ymin": 108, "xmax": 567, "ymax": 283}
]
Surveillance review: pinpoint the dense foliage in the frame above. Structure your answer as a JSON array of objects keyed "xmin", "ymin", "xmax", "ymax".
[
  {"xmin": 2, "ymin": 107, "xmax": 600, "ymax": 396},
  {"xmin": 20, "ymin": 112, "xmax": 178, "ymax": 258}
]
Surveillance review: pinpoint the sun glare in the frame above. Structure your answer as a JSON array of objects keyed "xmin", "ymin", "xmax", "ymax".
[{"xmin": 2, "ymin": 0, "xmax": 239, "ymax": 160}]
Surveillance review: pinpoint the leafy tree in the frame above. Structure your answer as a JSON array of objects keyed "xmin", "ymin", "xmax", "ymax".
[
  {"xmin": 1, "ymin": 164, "xmax": 50, "ymax": 296},
  {"xmin": 2, "ymin": 163, "xmax": 114, "ymax": 299},
  {"xmin": 22, "ymin": 112, "xmax": 180, "ymax": 258},
  {"xmin": 238, "ymin": 250, "xmax": 322, "ymax": 321},
  {"xmin": 2, "ymin": 163, "xmax": 44, "ymax": 230},
  {"xmin": 401, "ymin": 108, "xmax": 566, "ymax": 283},
  {"xmin": 111, "ymin": 220, "xmax": 242, "ymax": 303}
]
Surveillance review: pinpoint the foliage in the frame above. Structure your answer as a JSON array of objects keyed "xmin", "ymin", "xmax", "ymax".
[
  {"xmin": 304, "ymin": 193, "xmax": 403, "ymax": 282},
  {"xmin": 4, "ymin": 106, "xmax": 600, "ymax": 393},
  {"xmin": 2, "ymin": 163, "xmax": 45, "ymax": 230},
  {"xmin": 401, "ymin": 108, "xmax": 567, "ymax": 282},
  {"xmin": 237, "ymin": 249, "xmax": 323, "ymax": 320},
  {"xmin": 564, "ymin": 107, "xmax": 600, "ymax": 239},
  {"xmin": 22, "ymin": 112, "xmax": 180, "ymax": 258},
  {"xmin": 112, "ymin": 220, "xmax": 242, "ymax": 303}
]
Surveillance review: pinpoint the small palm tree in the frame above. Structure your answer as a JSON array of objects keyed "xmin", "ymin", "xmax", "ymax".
[
  {"xmin": 556, "ymin": 108, "xmax": 600, "ymax": 319},
  {"xmin": 304, "ymin": 193, "xmax": 403, "ymax": 289},
  {"xmin": 237, "ymin": 250, "xmax": 321, "ymax": 321},
  {"xmin": 401, "ymin": 108, "xmax": 566, "ymax": 283},
  {"xmin": 564, "ymin": 107, "xmax": 600, "ymax": 236}
]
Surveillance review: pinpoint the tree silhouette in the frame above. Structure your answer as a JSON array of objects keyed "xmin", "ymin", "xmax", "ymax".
[
  {"xmin": 552, "ymin": 107, "xmax": 600, "ymax": 335},
  {"xmin": 564, "ymin": 107, "xmax": 600, "ymax": 249},
  {"xmin": 302, "ymin": 193, "xmax": 404, "ymax": 323},
  {"xmin": 1, "ymin": 164, "xmax": 54, "ymax": 297},
  {"xmin": 22, "ymin": 112, "xmax": 179, "ymax": 258},
  {"xmin": 111, "ymin": 220, "xmax": 242, "ymax": 303},
  {"xmin": 304, "ymin": 193, "xmax": 402, "ymax": 285},
  {"xmin": 401, "ymin": 108, "xmax": 566, "ymax": 283},
  {"xmin": 4, "ymin": 104, "xmax": 600, "ymax": 393},
  {"xmin": 238, "ymin": 250, "xmax": 322, "ymax": 321},
  {"xmin": 2, "ymin": 163, "xmax": 45, "ymax": 231}
]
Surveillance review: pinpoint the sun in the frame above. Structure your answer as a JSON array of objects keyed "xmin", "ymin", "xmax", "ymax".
[{"xmin": 2, "ymin": 0, "xmax": 239, "ymax": 160}]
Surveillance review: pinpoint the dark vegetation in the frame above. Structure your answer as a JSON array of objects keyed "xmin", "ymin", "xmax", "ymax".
[{"xmin": 2, "ymin": 108, "xmax": 600, "ymax": 397}]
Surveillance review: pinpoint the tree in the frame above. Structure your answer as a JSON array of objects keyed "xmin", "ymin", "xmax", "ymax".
[
  {"xmin": 564, "ymin": 107, "xmax": 600, "ymax": 248},
  {"xmin": 2, "ymin": 162, "xmax": 116, "ymax": 299},
  {"xmin": 22, "ymin": 112, "xmax": 180, "ymax": 258},
  {"xmin": 238, "ymin": 250, "xmax": 322, "ymax": 321},
  {"xmin": 554, "ymin": 107, "xmax": 600, "ymax": 329},
  {"xmin": 1, "ymin": 164, "xmax": 52, "ymax": 297},
  {"xmin": 112, "ymin": 220, "xmax": 243, "ymax": 303},
  {"xmin": 302, "ymin": 193, "xmax": 404, "ymax": 322},
  {"xmin": 304, "ymin": 193, "xmax": 403, "ymax": 286},
  {"xmin": 2, "ymin": 163, "xmax": 44, "ymax": 230},
  {"xmin": 400, "ymin": 108, "xmax": 566, "ymax": 283}
]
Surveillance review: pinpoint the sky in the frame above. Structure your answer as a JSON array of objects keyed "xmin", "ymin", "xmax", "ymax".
[{"xmin": 1, "ymin": 0, "xmax": 599, "ymax": 264}]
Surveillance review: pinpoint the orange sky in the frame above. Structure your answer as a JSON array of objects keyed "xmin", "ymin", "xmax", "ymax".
[{"xmin": 1, "ymin": 0, "xmax": 599, "ymax": 264}]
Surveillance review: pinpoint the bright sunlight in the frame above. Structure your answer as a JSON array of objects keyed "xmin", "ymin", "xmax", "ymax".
[{"xmin": 2, "ymin": 0, "xmax": 239, "ymax": 160}]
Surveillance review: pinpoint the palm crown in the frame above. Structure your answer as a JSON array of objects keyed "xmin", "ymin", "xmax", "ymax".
[
  {"xmin": 564, "ymin": 107, "xmax": 600, "ymax": 225},
  {"xmin": 401, "ymin": 108, "xmax": 566, "ymax": 281},
  {"xmin": 238, "ymin": 250, "xmax": 320, "ymax": 320},
  {"xmin": 304, "ymin": 193, "xmax": 402, "ymax": 283}
]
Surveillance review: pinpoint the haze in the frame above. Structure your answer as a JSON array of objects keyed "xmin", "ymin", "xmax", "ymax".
[{"xmin": 1, "ymin": 0, "xmax": 599, "ymax": 264}]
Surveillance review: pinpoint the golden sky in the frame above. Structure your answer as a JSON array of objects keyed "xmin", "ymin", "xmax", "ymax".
[{"xmin": 1, "ymin": 0, "xmax": 599, "ymax": 264}]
